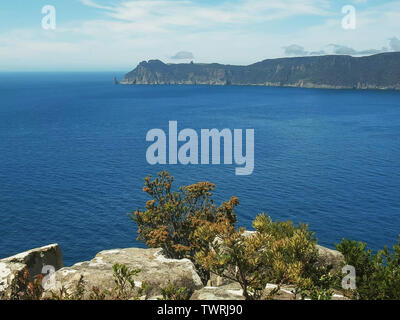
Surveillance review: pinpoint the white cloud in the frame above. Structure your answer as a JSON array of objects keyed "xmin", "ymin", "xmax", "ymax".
[
  {"xmin": 170, "ymin": 51, "xmax": 194, "ymax": 59},
  {"xmin": 80, "ymin": 0, "xmax": 114, "ymax": 10},
  {"xmin": 82, "ymin": 0, "xmax": 331, "ymax": 29},
  {"xmin": 282, "ymin": 44, "xmax": 308, "ymax": 56},
  {"xmin": 1, "ymin": 0, "xmax": 400, "ymax": 71},
  {"xmin": 389, "ymin": 37, "xmax": 400, "ymax": 51},
  {"xmin": 285, "ymin": 0, "xmax": 400, "ymax": 57},
  {"xmin": 327, "ymin": 44, "xmax": 383, "ymax": 55}
]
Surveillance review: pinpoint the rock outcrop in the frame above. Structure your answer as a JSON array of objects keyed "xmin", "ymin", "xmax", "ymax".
[
  {"xmin": 0, "ymin": 243, "xmax": 345, "ymax": 300},
  {"xmin": 191, "ymin": 283, "xmax": 245, "ymax": 300},
  {"xmin": 198, "ymin": 279, "xmax": 348, "ymax": 300},
  {"xmin": 121, "ymin": 52, "xmax": 400, "ymax": 90},
  {"xmin": 0, "ymin": 244, "xmax": 63, "ymax": 296},
  {"xmin": 47, "ymin": 248, "xmax": 203, "ymax": 299},
  {"xmin": 316, "ymin": 245, "xmax": 345, "ymax": 272}
]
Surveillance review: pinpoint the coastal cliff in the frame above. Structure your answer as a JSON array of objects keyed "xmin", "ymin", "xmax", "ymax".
[{"xmin": 121, "ymin": 52, "xmax": 400, "ymax": 90}]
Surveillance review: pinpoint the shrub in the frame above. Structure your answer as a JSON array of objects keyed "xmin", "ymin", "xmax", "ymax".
[
  {"xmin": 130, "ymin": 171, "xmax": 238, "ymax": 283},
  {"xmin": 49, "ymin": 264, "xmax": 147, "ymax": 300},
  {"xmin": 336, "ymin": 237, "xmax": 400, "ymax": 300},
  {"xmin": 111, "ymin": 263, "xmax": 145, "ymax": 300},
  {"xmin": 196, "ymin": 214, "xmax": 334, "ymax": 300},
  {"xmin": 6, "ymin": 268, "xmax": 44, "ymax": 300},
  {"xmin": 159, "ymin": 283, "xmax": 190, "ymax": 300},
  {"xmin": 50, "ymin": 275, "xmax": 86, "ymax": 300}
]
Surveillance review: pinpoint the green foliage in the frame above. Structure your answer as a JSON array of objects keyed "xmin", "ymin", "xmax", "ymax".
[
  {"xmin": 159, "ymin": 283, "xmax": 190, "ymax": 300},
  {"xmin": 336, "ymin": 237, "xmax": 400, "ymax": 300},
  {"xmin": 298, "ymin": 273, "xmax": 335, "ymax": 300},
  {"xmin": 111, "ymin": 263, "xmax": 146, "ymax": 300},
  {"xmin": 49, "ymin": 264, "xmax": 146, "ymax": 300},
  {"xmin": 125, "ymin": 53, "xmax": 400, "ymax": 89},
  {"xmin": 196, "ymin": 213, "xmax": 333, "ymax": 300},
  {"xmin": 130, "ymin": 170, "xmax": 238, "ymax": 283}
]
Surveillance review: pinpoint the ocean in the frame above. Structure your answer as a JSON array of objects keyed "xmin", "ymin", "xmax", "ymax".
[{"xmin": 1, "ymin": 72, "xmax": 399, "ymax": 266}]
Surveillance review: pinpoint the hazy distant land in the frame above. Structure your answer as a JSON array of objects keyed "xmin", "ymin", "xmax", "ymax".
[{"xmin": 121, "ymin": 52, "xmax": 400, "ymax": 90}]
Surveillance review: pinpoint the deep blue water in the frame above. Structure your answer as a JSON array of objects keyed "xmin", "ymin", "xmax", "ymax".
[{"xmin": 1, "ymin": 72, "xmax": 399, "ymax": 266}]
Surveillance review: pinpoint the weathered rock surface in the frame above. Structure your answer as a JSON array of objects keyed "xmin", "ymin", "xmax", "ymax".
[
  {"xmin": 263, "ymin": 284, "xmax": 348, "ymax": 300},
  {"xmin": 0, "ymin": 244, "xmax": 63, "ymax": 296},
  {"xmin": 191, "ymin": 283, "xmax": 245, "ymax": 300},
  {"xmin": 0, "ymin": 242, "xmax": 345, "ymax": 300},
  {"xmin": 316, "ymin": 245, "xmax": 344, "ymax": 271},
  {"xmin": 193, "ymin": 282, "xmax": 348, "ymax": 300},
  {"xmin": 48, "ymin": 248, "xmax": 203, "ymax": 299}
]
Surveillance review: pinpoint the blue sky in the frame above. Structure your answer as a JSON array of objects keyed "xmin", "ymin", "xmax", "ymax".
[{"xmin": 0, "ymin": 0, "xmax": 399, "ymax": 71}]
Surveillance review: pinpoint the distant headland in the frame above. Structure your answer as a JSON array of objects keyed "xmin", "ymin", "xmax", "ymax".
[{"xmin": 120, "ymin": 52, "xmax": 400, "ymax": 90}]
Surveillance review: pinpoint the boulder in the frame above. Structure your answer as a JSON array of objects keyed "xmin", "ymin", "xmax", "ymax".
[
  {"xmin": 192, "ymin": 281, "xmax": 348, "ymax": 300},
  {"xmin": 48, "ymin": 248, "xmax": 203, "ymax": 299},
  {"xmin": 207, "ymin": 271, "xmax": 238, "ymax": 287},
  {"xmin": 316, "ymin": 245, "xmax": 344, "ymax": 271},
  {"xmin": 263, "ymin": 284, "xmax": 348, "ymax": 300},
  {"xmin": 191, "ymin": 283, "xmax": 245, "ymax": 300},
  {"xmin": 0, "ymin": 244, "xmax": 63, "ymax": 297}
]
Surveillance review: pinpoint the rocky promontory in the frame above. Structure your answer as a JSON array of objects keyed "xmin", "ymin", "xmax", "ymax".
[
  {"xmin": 0, "ymin": 243, "xmax": 346, "ymax": 300},
  {"xmin": 121, "ymin": 52, "xmax": 400, "ymax": 90}
]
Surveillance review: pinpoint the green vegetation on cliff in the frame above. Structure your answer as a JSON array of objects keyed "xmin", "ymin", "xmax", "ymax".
[{"xmin": 122, "ymin": 53, "xmax": 400, "ymax": 90}]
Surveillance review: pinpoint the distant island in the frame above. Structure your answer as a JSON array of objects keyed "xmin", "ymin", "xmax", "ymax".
[{"xmin": 120, "ymin": 52, "xmax": 400, "ymax": 90}]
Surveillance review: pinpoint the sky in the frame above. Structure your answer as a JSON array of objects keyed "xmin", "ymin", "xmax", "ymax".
[{"xmin": 0, "ymin": 0, "xmax": 399, "ymax": 71}]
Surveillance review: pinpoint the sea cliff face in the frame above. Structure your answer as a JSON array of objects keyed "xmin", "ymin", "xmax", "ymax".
[{"xmin": 121, "ymin": 53, "xmax": 400, "ymax": 90}]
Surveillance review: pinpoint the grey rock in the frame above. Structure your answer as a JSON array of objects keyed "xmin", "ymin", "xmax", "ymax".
[
  {"xmin": 48, "ymin": 248, "xmax": 203, "ymax": 299},
  {"xmin": 208, "ymin": 272, "xmax": 234, "ymax": 287},
  {"xmin": 192, "ymin": 281, "xmax": 349, "ymax": 300},
  {"xmin": 316, "ymin": 245, "xmax": 344, "ymax": 271},
  {"xmin": 0, "ymin": 244, "xmax": 63, "ymax": 297},
  {"xmin": 191, "ymin": 283, "xmax": 245, "ymax": 300},
  {"xmin": 263, "ymin": 284, "xmax": 349, "ymax": 300}
]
